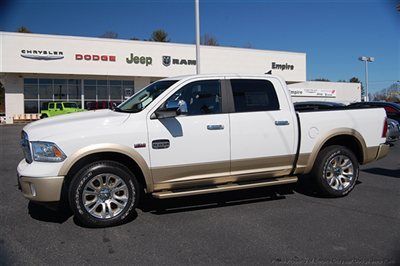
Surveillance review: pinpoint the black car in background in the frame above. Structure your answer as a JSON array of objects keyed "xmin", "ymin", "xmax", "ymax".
[
  {"xmin": 349, "ymin": 102, "xmax": 400, "ymax": 123},
  {"xmin": 293, "ymin": 101, "xmax": 345, "ymax": 111}
]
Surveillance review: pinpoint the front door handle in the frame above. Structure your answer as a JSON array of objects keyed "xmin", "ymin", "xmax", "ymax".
[
  {"xmin": 207, "ymin": 124, "xmax": 224, "ymax": 130},
  {"xmin": 275, "ymin": 120, "xmax": 290, "ymax": 126}
]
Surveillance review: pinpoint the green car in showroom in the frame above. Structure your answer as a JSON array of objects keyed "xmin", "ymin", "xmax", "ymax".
[{"xmin": 40, "ymin": 102, "xmax": 84, "ymax": 118}]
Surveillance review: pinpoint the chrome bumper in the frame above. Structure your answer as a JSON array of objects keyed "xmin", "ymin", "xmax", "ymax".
[
  {"xmin": 375, "ymin": 143, "xmax": 390, "ymax": 161},
  {"xmin": 18, "ymin": 175, "xmax": 64, "ymax": 202}
]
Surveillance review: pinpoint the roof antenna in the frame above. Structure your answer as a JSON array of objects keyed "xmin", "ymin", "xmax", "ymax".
[{"xmin": 265, "ymin": 70, "xmax": 272, "ymax": 75}]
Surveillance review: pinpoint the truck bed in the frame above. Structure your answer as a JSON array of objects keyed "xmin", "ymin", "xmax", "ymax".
[{"xmin": 295, "ymin": 107, "xmax": 387, "ymax": 172}]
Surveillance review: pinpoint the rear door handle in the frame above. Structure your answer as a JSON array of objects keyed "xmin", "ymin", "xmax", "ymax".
[
  {"xmin": 275, "ymin": 120, "xmax": 290, "ymax": 126},
  {"xmin": 207, "ymin": 124, "xmax": 224, "ymax": 130}
]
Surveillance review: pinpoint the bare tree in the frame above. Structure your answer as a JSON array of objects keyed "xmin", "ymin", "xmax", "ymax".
[
  {"xmin": 17, "ymin": 26, "xmax": 31, "ymax": 33},
  {"xmin": 243, "ymin": 42, "xmax": 253, "ymax": 48},
  {"xmin": 201, "ymin": 34, "xmax": 219, "ymax": 46},
  {"xmin": 150, "ymin": 29, "xmax": 170, "ymax": 42},
  {"xmin": 312, "ymin": 78, "xmax": 330, "ymax": 82},
  {"xmin": 100, "ymin": 31, "xmax": 118, "ymax": 39}
]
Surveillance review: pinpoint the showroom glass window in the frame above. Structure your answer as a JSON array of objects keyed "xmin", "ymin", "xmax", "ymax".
[
  {"xmin": 68, "ymin": 79, "xmax": 81, "ymax": 102},
  {"xmin": 23, "ymin": 79, "xmax": 39, "ymax": 113},
  {"xmin": 83, "ymin": 80, "xmax": 133, "ymax": 110},
  {"xmin": 165, "ymin": 80, "xmax": 222, "ymax": 116},
  {"xmin": 24, "ymin": 78, "xmax": 77, "ymax": 113},
  {"xmin": 23, "ymin": 78, "xmax": 134, "ymax": 113},
  {"xmin": 230, "ymin": 79, "xmax": 280, "ymax": 112},
  {"xmin": 53, "ymin": 79, "xmax": 67, "ymax": 100}
]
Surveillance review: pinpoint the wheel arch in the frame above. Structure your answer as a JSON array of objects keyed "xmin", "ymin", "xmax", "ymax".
[
  {"xmin": 303, "ymin": 128, "xmax": 369, "ymax": 174},
  {"xmin": 59, "ymin": 144, "xmax": 153, "ymax": 196}
]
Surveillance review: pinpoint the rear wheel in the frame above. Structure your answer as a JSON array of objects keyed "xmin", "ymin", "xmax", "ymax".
[
  {"xmin": 40, "ymin": 114, "xmax": 48, "ymax": 119},
  {"xmin": 68, "ymin": 161, "xmax": 140, "ymax": 227},
  {"xmin": 311, "ymin": 145, "xmax": 359, "ymax": 197}
]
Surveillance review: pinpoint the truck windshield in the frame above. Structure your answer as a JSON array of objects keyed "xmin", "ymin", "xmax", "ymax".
[
  {"xmin": 63, "ymin": 103, "xmax": 78, "ymax": 108},
  {"xmin": 116, "ymin": 80, "xmax": 178, "ymax": 113}
]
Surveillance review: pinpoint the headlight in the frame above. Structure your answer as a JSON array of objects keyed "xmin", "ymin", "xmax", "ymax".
[{"xmin": 31, "ymin": 142, "xmax": 67, "ymax": 162}]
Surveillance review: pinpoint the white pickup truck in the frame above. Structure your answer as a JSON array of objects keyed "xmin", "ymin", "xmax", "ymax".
[{"xmin": 18, "ymin": 74, "xmax": 390, "ymax": 227}]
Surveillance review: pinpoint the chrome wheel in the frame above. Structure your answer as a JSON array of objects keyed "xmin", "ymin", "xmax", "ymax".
[
  {"xmin": 324, "ymin": 155, "xmax": 354, "ymax": 191},
  {"xmin": 82, "ymin": 173, "xmax": 132, "ymax": 219}
]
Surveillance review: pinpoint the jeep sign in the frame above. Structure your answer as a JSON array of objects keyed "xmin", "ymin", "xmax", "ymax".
[{"xmin": 126, "ymin": 54, "xmax": 152, "ymax": 66}]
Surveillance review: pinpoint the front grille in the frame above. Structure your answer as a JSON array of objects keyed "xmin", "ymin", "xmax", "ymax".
[{"xmin": 21, "ymin": 131, "xmax": 32, "ymax": 164}]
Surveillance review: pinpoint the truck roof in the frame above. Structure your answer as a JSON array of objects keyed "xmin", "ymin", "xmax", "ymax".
[{"xmin": 161, "ymin": 73, "xmax": 281, "ymax": 82}]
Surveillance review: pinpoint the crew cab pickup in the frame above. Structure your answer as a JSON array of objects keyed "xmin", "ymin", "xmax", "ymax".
[{"xmin": 18, "ymin": 74, "xmax": 390, "ymax": 227}]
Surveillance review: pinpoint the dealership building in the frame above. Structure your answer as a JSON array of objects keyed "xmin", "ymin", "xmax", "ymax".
[{"xmin": 0, "ymin": 31, "xmax": 361, "ymax": 124}]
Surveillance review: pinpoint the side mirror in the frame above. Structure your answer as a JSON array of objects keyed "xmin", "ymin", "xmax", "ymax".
[{"xmin": 154, "ymin": 100, "xmax": 187, "ymax": 119}]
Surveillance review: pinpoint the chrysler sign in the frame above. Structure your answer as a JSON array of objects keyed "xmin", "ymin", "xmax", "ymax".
[{"xmin": 21, "ymin": 49, "xmax": 64, "ymax": 60}]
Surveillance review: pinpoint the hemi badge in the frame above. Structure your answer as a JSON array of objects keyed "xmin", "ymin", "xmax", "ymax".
[{"xmin": 134, "ymin": 143, "xmax": 146, "ymax": 148}]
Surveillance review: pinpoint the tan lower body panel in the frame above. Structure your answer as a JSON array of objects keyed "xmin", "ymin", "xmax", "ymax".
[
  {"xmin": 19, "ymin": 176, "xmax": 64, "ymax": 202},
  {"xmin": 375, "ymin": 143, "xmax": 390, "ymax": 160},
  {"xmin": 363, "ymin": 146, "xmax": 380, "ymax": 164},
  {"xmin": 152, "ymin": 176, "xmax": 298, "ymax": 199},
  {"xmin": 151, "ymin": 155, "xmax": 296, "ymax": 191}
]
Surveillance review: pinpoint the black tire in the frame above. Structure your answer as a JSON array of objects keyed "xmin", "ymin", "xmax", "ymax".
[
  {"xmin": 311, "ymin": 145, "xmax": 359, "ymax": 197},
  {"xmin": 68, "ymin": 161, "xmax": 140, "ymax": 227},
  {"xmin": 40, "ymin": 114, "xmax": 48, "ymax": 119}
]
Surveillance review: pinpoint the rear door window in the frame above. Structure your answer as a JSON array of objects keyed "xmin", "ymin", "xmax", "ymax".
[{"xmin": 230, "ymin": 79, "xmax": 279, "ymax": 112}]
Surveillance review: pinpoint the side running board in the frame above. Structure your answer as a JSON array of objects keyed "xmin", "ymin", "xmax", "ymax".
[{"xmin": 152, "ymin": 176, "xmax": 298, "ymax": 199}]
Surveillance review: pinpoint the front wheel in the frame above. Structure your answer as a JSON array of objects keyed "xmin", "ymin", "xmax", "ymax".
[
  {"xmin": 40, "ymin": 114, "xmax": 48, "ymax": 119},
  {"xmin": 68, "ymin": 161, "xmax": 140, "ymax": 227},
  {"xmin": 311, "ymin": 145, "xmax": 359, "ymax": 197}
]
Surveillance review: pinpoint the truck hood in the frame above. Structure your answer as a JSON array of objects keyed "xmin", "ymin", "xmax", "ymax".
[{"xmin": 24, "ymin": 109, "xmax": 130, "ymax": 141}]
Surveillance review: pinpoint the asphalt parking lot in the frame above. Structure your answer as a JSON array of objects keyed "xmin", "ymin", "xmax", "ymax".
[{"xmin": 0, "ymin": 124, "xmax": 399, "ymax": 265}]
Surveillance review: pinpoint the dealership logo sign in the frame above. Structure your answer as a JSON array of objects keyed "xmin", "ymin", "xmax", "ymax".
[
  {"xmin": 289, "ymin": 88, "xmax": 336, "ymax": 98},
  {"xmin": 162, "ymin": 56, "xmax": 171, "ymax": 66},
  {"xmin": 272, "ymin": 62, "xmax": 294, "ymax": 71},
  {"xmin": 162, "ymin": 55, "xmax": 196, "ymax": 67},
  {"xmin": 20, "ymin": 50, "xmax": 64, "ymax": 60},
  {"xmin": 126, "ymin": 53, "xmax": 152, "ymax": 66},
  {"xmin": 75, "ymin": 54, "xmax": 116, "ymax": 62}
]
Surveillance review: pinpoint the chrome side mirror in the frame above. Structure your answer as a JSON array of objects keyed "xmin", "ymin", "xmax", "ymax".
[{"xmin": 154, "ymin": 100, "xmax": 188, "ymax": 119}]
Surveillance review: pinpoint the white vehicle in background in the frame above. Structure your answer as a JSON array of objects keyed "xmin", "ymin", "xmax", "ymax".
[{"xmin": 18, "ymin": 74, "xmax": 390, "ymax": 227}]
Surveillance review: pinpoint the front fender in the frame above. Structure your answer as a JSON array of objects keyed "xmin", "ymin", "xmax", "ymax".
[{"xmin": 58, "ymin": 143, "xmax": 154, "ymax": 192}]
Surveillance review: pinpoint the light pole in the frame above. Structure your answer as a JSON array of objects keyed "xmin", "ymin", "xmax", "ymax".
[
  {"xmin": 195, "ymin": 0, "xmax": 200, "ymax": 74},
  {"xmin": 358, "ymin": 56, "xmax": 374, "ymax": 101}
]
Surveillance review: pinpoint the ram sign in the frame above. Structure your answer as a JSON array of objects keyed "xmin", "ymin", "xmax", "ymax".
[{"xmin": 289, "ymin": 88, "xmax": 337, "ymax": 98}]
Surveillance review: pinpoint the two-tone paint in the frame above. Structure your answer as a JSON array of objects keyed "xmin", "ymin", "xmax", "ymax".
[{"xmin": 17, "ymin": 74, "xmax": 389, "ymax": 202}]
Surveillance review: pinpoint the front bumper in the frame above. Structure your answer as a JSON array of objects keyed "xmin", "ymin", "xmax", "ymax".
[
  {"xmin": 17, "ymin": 159, "xmax": 65, "ymax": 202},
  {"xmin": 18, "ymin": 175, "xmax": 64, "ymax": 202},
  {"xmin": 375, "ymin": 143, "xmax": 390, "ymax": 161}
]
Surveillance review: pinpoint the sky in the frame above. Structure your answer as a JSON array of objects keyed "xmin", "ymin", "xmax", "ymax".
[{"xmin": 0, "ymin": 0, "xmax": 399, "ymax": 93}]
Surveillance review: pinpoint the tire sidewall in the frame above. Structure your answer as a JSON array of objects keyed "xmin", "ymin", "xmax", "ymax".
[
  {"xmin": 69, "ymin": 161, "xmax": 139, "ymax": 227},
  {"xmin": 315, "ymin": 146, "xmax": 359, "ymax": 197}
]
